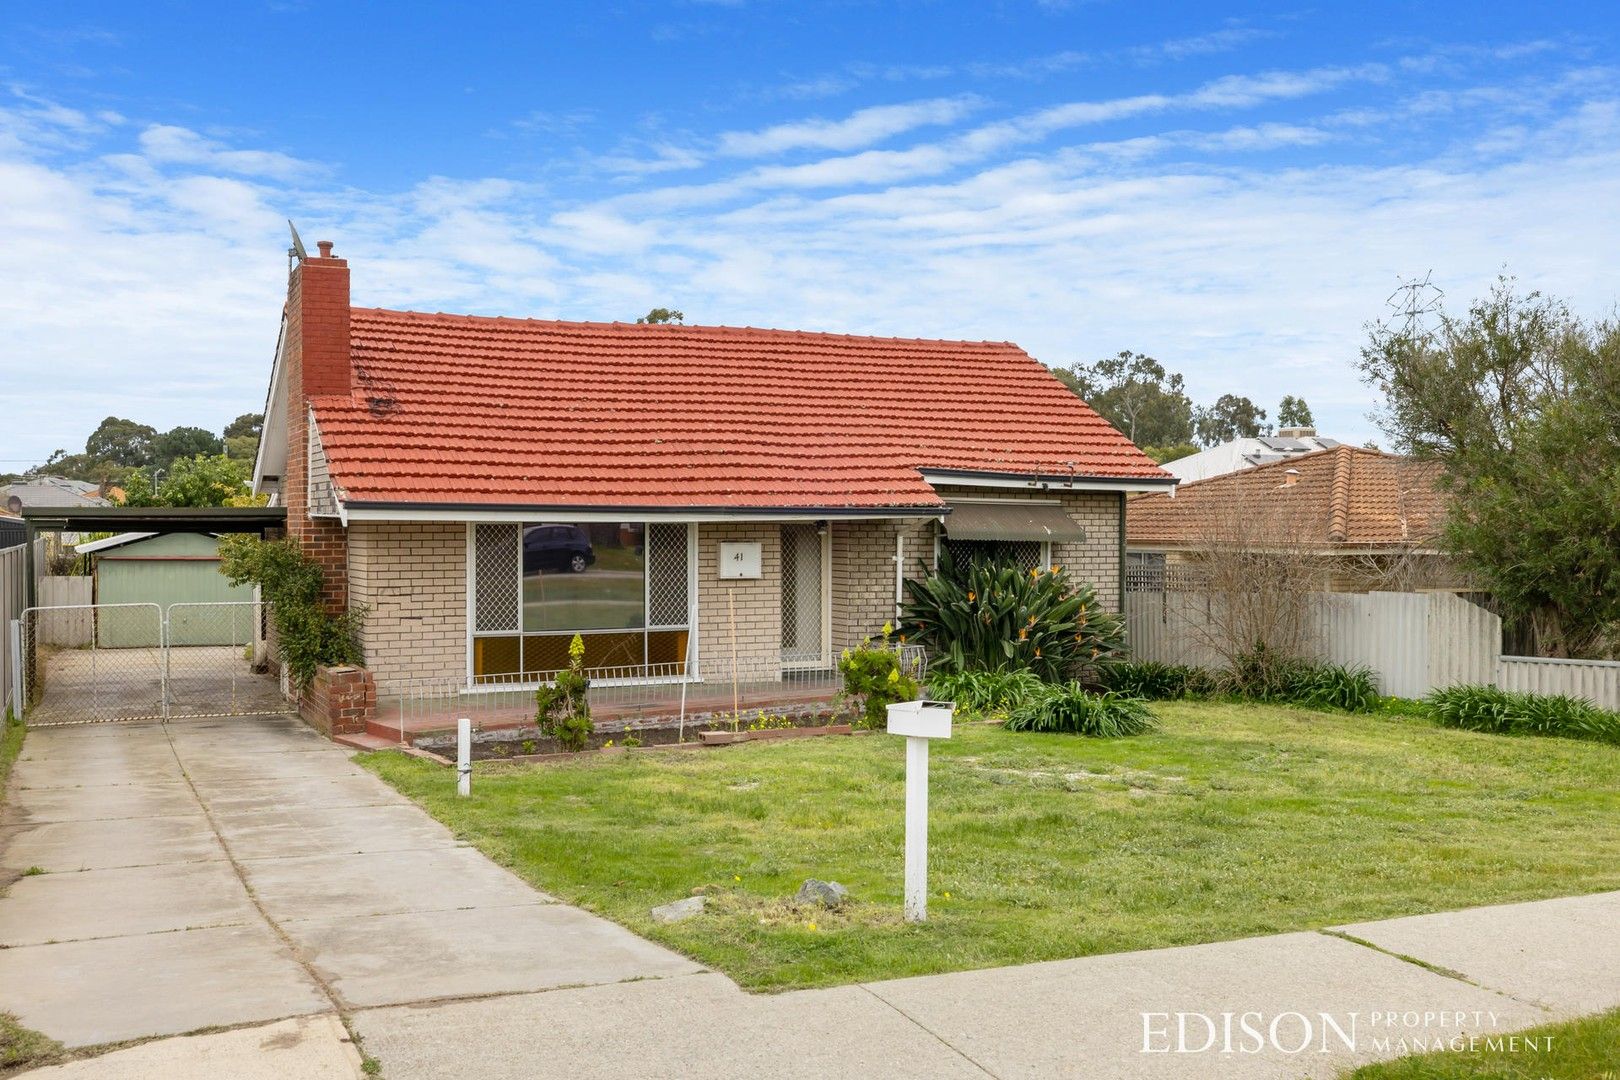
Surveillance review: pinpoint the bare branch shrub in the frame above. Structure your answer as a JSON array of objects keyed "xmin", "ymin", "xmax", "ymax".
[{"xmin": 1170, "ymin": 489, "xmax": 1322, "ymax": 680}]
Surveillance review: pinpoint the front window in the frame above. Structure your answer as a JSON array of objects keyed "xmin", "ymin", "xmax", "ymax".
[
  {"xmin": 471, "ymin": 521, "xmax": 692, "ymax": 682},
  {"xmin": 941, "ymin": 537, "xmax": 1046, "ymax": 574}
]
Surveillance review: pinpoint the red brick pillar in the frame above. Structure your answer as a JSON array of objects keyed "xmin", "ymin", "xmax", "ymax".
[{"xmin": 299, "ymin": 665, "xmax": 376, "ymax": 736}]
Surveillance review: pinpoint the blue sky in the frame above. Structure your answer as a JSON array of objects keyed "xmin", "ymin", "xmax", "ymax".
[{"xmin": 3, "ymin": 2, "xmax": 1618, "ymax": 467}]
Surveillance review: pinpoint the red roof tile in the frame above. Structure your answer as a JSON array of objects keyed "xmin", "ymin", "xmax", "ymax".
[
  {"xmin": 1127, "ymin": 446, "xmax": 1448, "ymax": 548},
  {"xmin": 312, "ymin": 309, "xmax": 1169, "ymax": 510}
]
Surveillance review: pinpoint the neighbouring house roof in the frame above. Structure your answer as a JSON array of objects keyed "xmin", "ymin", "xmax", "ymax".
[
  {"xmin": 74, "ymin": 531, "xmax": 160, "ymax": 554},
  {"xmin": 1160, "ymin": 433, "xmax": 1341, "ymax": 484},
  {"xmin": 3, "ymin": 476, "xmax": 113, "ymax": 509},
  {"xmin": 1128, "ymin": 446, "xmax": 1447, "ymax": 550},
  {"xmin": 308, "ymin": 309, "xmax": 1172, "ymax": 512}
]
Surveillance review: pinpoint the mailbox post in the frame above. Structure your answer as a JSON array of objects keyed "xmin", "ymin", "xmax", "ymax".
[{"xmin": 886, "ymin": 699, "xmax": 954, "ymax": 922}]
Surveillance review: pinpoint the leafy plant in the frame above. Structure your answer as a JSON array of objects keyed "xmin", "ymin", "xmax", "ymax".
[
  {"xmin": 902, "ymin": 548, "xmax": 1125, "ymax": 680},
  {"xmin": 1096, "ymin": 660, "xmax": 1216, "ymax": 700},
  {"xmin": 1002, "ymin": 685, "xmax": 1158, "ymax": 737},
  {"xmin": 536, "ymin": 634, "xmax": 593, "ymax": 752},
  {"xmin": 217, "ymin": 535, "xmax": 364, "ymax": 691},
  {"xmin": 1426, "ymin": 685, "xmax": 1620, "ymax": 744},
  {"xmin": 1220, "ymin": 645, "xmax": 1379, "ymax": 712},
  {"xmin": 837, "ymin": 631, "xmax": 921, "ymax": 729},
  {"xmin": 1289, "ymin": 662, "xmax": 1380, "ymax": 712},
  {"xmin": 927, "ymin": 669, "xmax": 1046, "ymax": 714}
]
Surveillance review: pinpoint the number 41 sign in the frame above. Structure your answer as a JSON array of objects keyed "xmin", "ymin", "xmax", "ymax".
[{"xmin": 718, "ymin": 541, "xmax": 763, "ymax": 579}]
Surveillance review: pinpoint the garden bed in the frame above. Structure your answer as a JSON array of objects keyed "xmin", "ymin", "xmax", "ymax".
[{"xmin": 410, "ymin": 703, "xmax": 850, "ymax": 762}]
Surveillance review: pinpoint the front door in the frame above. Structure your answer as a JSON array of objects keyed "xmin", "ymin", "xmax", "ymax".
[{"xmin": 780, "ymin": 524, "xmax": 827, "ymax": 667}]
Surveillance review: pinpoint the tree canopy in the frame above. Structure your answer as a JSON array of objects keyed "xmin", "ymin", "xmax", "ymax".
[
  {"xmin": 150, "ymin": 426, "xmax": 224, "ymax": 470},
  {"xmin": 119, "ymin": 454, "xmax": 254, "ymax": 508},
  {"xmin": 1277, "ymin": 395, "xmax": 1314, "ymax": 429},
  {"xmin": 1360, "ymin": 276, "xmax": 1620, "ymax": 657},
  {"xmin": 1053, "ymin": 353, "xmax": 1305, "ymax": 450},
  {"xmin": 637, "ymin": 308, "xmax": 685, "ymax": 324},
  {"xmin": 1052, "ymin": 351, "xmax": 1196, "ymax": 448},
  {"xmin": 85, "ymin": 416, "xmax": 156, "ymax": 467},
  {"xmin": 1193, "ymin": 394, "xmax": 1269, "ymax": 446}
]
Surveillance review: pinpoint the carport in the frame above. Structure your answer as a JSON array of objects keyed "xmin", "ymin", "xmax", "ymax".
[{"xmin": 14, "ymin": 506, "xmax": 286, "ymax": 724}]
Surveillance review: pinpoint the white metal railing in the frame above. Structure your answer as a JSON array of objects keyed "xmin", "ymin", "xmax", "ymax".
[{"xmin": 380, "ymin": 644, "xmax": 928, "ymax": 740}]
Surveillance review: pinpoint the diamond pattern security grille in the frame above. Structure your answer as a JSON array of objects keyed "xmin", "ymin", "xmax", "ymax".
[
  {"xmin": 474, "ymin": 523, "xmax": 521, "ymax": 633},
  {"xmin": 647, "ymin": 523, "xmax": 690, "ymax": 628},
  {"xmin": 781, "ymin": 523, "xmax": 823, "ymax": 661},
  {"xmin": 944, "ymin": 538, "xmax": 1043, "ymax": 574}
]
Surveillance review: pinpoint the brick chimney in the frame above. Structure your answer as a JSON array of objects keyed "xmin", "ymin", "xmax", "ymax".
[
  {"xmin": 284, "ymin": 241, "xmax": 351, "ymax": 612},
  {"xmin": 290, "ymin": 241, "xmax": 351, "ymax": 398}
]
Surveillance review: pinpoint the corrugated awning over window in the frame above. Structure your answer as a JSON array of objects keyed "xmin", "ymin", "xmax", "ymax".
[{"xmin": 942, "ymin": 501, "xmax": 1087, "ymax": 543}]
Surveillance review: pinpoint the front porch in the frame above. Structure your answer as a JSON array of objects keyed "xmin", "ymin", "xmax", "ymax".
[{"xmin": 364, "ymin": 646, "xmax": 928, "ymax": 743}]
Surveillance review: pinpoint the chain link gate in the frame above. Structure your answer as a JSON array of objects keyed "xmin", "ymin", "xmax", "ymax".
[{"xmin": 16, "ymin": 601, "xmax": 284, "ymax": 726}]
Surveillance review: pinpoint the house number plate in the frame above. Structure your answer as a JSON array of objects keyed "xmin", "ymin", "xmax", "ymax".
[{"xmin": 718, "ymin": 541, "xmax": 763, "ymax": 579}]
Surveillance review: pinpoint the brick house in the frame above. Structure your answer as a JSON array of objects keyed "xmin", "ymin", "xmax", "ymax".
[
  {"xmin": 1127, "ymin": 445, "xmax": 1461, "ymax": 593},
  {"xmin": 253, "ymin": 241, "xmax": 1173, "ymax": 708}
]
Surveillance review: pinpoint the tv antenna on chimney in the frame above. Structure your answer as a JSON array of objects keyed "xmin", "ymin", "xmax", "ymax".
[{"xmin": 287, "ymin": 220, "xmax": 308, "ymax": 271}]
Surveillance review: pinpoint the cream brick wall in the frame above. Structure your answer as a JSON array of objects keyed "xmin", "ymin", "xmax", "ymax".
[
  {"xmin": 348, "ymin": 522, "xmax": 466, "ymax": 694},
  {"xmin": 831, "ymin": 519, "xmax": 904, "ymax": 651},
  {"xmin": 912, "ymin": 486, "xmax": 1125, "ymax": 609},
  {"xmin": 695, "ymin": 522, "xmax": 782, "ymax": 675}
]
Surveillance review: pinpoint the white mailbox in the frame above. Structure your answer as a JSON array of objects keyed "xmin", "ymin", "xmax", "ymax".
[
  {"xmin": 886, "ymin": 699, "xmax": 955, "ymax": 739},
  {"xmin": 717, "ymin": 541, "xmax": 763, "ymax": 579},
  {"xmin": 886, "ymin": 698, "xmax": 954, "ymax": 922}
]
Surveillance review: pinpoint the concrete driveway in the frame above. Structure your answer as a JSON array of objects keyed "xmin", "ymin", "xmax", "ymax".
[{"xmin": 0, "ymin": 714, "xmax": 702, "ymax": 1049}]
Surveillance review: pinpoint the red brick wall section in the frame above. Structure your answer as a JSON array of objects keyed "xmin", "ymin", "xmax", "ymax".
[
  {"xmin": 299, "ymin": 665, "xmax": 376, "ymax": 736},
  {"xmin": 283, "ymin": 250, "xmax": 351, "ymax": 613}
]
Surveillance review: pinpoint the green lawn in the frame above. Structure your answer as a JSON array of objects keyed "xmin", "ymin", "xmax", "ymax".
[
  {"xmin": 1344, "ymin": 1006, "xmax": 1620, "ymax": 1079},
  {"xmin": 360, "ymin": 702, "xmax": 1620, "ymax": 991}
]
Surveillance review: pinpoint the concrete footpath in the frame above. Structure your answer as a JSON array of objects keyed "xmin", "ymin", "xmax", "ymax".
[{"xmin": 3, "ymin": 716, "xmax": 1618, "ymax": 1078}]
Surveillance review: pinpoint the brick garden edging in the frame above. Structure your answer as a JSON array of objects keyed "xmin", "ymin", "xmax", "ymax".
[{"xmin": 300, "ymin": 664, "xmax": 377, "ymax": 736}]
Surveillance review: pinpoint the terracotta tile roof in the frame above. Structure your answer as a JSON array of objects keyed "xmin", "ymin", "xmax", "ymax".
[
  {"xmin": 311, "ymin": 309, "xmax": 1169, "ymax": 509},
  {"xmin": 1127, "ymin": 446, "xmax": 1448, "ymax": 549}
]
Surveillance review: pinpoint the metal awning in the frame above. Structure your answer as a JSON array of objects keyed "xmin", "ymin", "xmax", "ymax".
[{"xmin": 942, "ymin": 501, "xmax": 1086, "ymax": 543}]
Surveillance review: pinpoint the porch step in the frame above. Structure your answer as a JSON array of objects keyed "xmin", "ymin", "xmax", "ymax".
[{"xmin": 334, "ymin": 731, "xmax": 400, "ymax": 751}]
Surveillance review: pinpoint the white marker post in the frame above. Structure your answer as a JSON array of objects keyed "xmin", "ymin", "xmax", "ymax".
[
  {"xmin": 886, "ymin": 700, "xmax": 954, "ymax": 922},
  {"xmin": 456, "ymin": 717, "xmax": 472, "ymax": 797}
]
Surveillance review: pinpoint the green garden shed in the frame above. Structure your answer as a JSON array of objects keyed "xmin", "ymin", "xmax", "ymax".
[{"xmin": 78, "ymin": 532, "xmax": 257, "ymax": 646}]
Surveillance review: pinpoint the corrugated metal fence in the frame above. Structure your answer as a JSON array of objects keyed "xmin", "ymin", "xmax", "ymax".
[
  {"xmin": 1, "ymin": 543, "xmax": 26, "ymax": 716},
  {"xmin": 1124, "ymin": 587, "xmax": 1617, "ymax": 706},
  {"xmin": 1498, "ymin": 656, "xmax": 1620, "ymax": 709}
]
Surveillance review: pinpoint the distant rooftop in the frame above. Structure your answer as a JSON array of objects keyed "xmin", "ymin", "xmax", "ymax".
[{"xmin": 1160, "ymin": 429, "xmax": 1341, "ymax": 485}]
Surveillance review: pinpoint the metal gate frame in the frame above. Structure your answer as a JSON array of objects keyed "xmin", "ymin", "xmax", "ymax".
[{"xmin": 14, "ymin": 600, "xmax": 273, "ymax": 726}]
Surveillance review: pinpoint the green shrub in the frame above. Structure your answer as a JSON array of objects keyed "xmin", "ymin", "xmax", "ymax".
[
  {"xmin": 217, "ymin": 536, "xmax": 364, "ymax": 691},
  {"xmin": 1221, "ymin": 645, "xmax": 1379, "ymax": 712},
  {"xmin": 1288, "ymin": 662, "xmax": 1380, "ymax": 712},
  {"xmin": 838, "ymin": 637, "xmax": 921, "ymax": 729},
  {"xmin": 927, "ymin": 669, "xmax": 1046, "ymax": 714},
  {"xmin": 1002, "ymin": 685, "xmax": 1158, "ymax": 737},
  {"xmin": 1426, "ymin": 685, "xmax": 1620, "ymax": 744},
  {"xmin": 901, "ymin": 548, "xmax": 1125, "ymax": 680},
  {"xmin": 536, "ymin": 634, "xmax": 593, "ymax": 752},
  {"xmin": 1096, "ymin": 660, "xmax": 1216, "ymax": 700}
]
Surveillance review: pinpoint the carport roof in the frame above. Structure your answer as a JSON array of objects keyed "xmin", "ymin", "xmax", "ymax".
[{"xmin": 19, "ymin": 506, "xmax": 286, "ymax": 536}]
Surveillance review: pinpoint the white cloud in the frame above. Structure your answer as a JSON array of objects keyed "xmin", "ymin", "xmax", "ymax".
[
  {"xmin": 717, "ymin": 96, "xmax": 982, "ymax": 157},
  {"xmin": 137, "ymin": 124, "xmax": 310, "ymax": 180},
  {"xmin": 4, "ymin": 53, "xmax": 1619, "ymax": 466}
]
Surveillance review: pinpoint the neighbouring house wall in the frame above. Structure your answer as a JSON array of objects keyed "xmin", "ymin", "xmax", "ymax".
[
  {"xmin": 348, "ymin": 522, "xmax": 466, "ymax": 695},
  {"xmin": 695, "ymin": 521, "xmax": 782, "ymax": 675}
]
